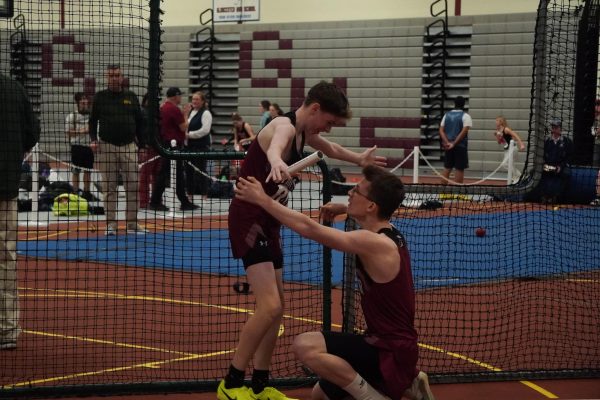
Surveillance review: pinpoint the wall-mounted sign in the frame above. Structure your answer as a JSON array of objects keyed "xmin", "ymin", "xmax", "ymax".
[{"xmin": 213, "ymin": 0, "xmax": 260, "ymax": 23}]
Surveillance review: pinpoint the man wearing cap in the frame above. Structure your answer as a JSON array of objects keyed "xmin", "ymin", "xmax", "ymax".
[
  {"xmin": 149, "ymin": 87, "xmax": 198, "ymax": 211},
  {"xmin": 536, "ymin": 118, "xmax": 573, "ymax": 203},
  {"xmin": 89, "ymin": 64, "xmax": 147, "ymax": 235}
]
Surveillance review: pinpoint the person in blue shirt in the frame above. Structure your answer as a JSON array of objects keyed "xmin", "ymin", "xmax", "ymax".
[
  {"xmin": 439, "ymin": 96, "xmax": 472, "ymax": 184},
  {"xmin": 259, "ymin": 99, "xmax": 271, "ymax": 130}
]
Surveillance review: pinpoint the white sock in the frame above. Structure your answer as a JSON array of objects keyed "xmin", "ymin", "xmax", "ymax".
[{"xmin": 342, "ymin": 373, "xmax": 389, "ymax": 400}]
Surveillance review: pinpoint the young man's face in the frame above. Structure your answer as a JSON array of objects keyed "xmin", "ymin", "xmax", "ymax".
[
  {"xmin": 309, "ymin": 105, "xmax": 346, "ymax": 135},
  {"xmin": 347, "ymin": 179, "xmax": 374, "ymax": 218},
  {"xmin": 77, "ymin": 98, "xmax": 90, "ymax": 114}
]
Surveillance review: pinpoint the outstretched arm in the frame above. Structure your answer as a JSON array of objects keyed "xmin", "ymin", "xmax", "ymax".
[
  {"xmin": 236, "ymin": 177, "xmax": 401, "ymax": 282},
  {"xmin": 306, "ymin": 134, "xmax": 386, "ymax": 167},
  {"xmin": 265, "ymin": 123, "xmax": 295, "ymax": 182},
  {"xmin": 235, "ymin": 177, "xmax": 377, "ymax": 256}
]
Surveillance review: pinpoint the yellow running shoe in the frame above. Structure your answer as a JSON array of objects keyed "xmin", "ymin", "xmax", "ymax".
[
  {"xmin": 250, "ymin": 386, "xmax": 299, "ymax": 400},
  {"xmin": 217, "ymin": 380, "xmax": 254, "ymax": 400}
]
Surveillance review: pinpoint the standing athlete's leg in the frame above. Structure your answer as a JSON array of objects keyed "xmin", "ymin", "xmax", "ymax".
[
  {"xmin": 232, "ymin": 261, "xmax": 282, "ymax": 370},
  {"xmin": 253, "ymin": 267, "xmax": 284, "ymax": 369},
  {"xmin": 250, "ymin": 268, "xmax": 286, "ymax": 397}
]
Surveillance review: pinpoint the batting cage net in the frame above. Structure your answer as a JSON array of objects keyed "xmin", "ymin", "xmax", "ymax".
[
  {"xmin": 1, "ymin": 0, "xmax": 329, "ymax": 396},
  {"xmin": 0, "ymin": 0, "xmax": 599, "ymax": 397},
  {"xmin": 341, "ymin": 0, "xmax": 600, "ymax": 383}
]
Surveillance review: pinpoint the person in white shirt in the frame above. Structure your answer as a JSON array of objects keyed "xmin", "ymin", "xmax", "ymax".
[
  {"xmin": 65, "ymin": 92, "xmax": 93, "ymax": 196},
  {"xmin": 185, "ymin": 91, "xmax": 213, "ymax": 198}
]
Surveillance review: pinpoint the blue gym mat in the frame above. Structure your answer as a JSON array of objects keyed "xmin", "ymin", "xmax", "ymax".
[{"xmin": 17, "ymin": 208, "xmax": 600, "ymax": 289}]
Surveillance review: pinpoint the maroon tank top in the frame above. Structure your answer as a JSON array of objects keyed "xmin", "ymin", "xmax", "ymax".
[
  {"xmin": 357, "ymin": 226, "xmax": 419, "ymax": 399},
  {"xmin": 228, "ymin": 111, "xmax": 305, "ymax": 259}
]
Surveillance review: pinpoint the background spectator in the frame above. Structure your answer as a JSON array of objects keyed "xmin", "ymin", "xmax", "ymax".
[
  {"xmin": 0, "ymin": 73, "xmax": 40, "ymax": 350},
  {"xmin": 268, "ymin": 103, "xmax": 284, "ymax": 120},
  {"xmin": 89, "ymin": 64, "xmax": 146, "ymax": 235},
  {"xmin": 258, "ymin": 99, "xmax": 271, "ymax": 130},
  {"xmin": 525, "ymin": 118, "xmax": 573, "ymax": 203},
  {"xmin": 493, "ymin": 116, "xmax": 525, "ymax": 151},
  {"xmin": 138, "ymin": 93, "xmax": 161, "ymax": 209},
  {"xmin": 232, "ymin": 112, "xmax": 255, "ymax": 152},
  {"xmin": 592, "ymin": 99, "xmax": 600, "ymax": 167},
  {"xmin": 65, "ymin": 92, "xmax": 95, "ymax": 200},
  {"xmin": 150, "ymin": 87, "xmax": 198, "ymax": 211},
  {"xmin": 185, "ymin": 91, "xmax": 213, "ymax": 199},
  {"xmin": 540, "ymin": 118, "xmax": 573, "ymax": 203},
  {"xmin": 439, "ymin": 96, "xmax": 472, "ymax": 184}
]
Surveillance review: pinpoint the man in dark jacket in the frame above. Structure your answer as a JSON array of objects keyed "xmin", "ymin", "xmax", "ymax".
[
  {"xmin": 540, "ymin": 118, "xmax": 573, "ymax": 203},
  {"xmin": 0, "ymin": 73, "xmax": 40, "ymax": 350},
  {"xmin": 89, "ymin": 64, "xmax": 146, "ymax": 235}
]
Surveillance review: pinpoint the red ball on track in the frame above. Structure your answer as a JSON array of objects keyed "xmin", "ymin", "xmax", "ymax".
[{"xmin": 475, "ymin": 227, "xmax": 486, "ymax": 237}]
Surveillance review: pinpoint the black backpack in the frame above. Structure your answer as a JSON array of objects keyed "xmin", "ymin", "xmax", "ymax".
[{"xmin": 329, "ymin": 168, "xmax": 352, "ymax": 195}]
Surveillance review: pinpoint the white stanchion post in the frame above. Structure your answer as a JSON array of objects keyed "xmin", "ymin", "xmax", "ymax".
[
  {"xmin": 413, "ymin": 146, "xmax": 420, "ymax": 184},
  {"xmin": 507, "ymin": 140, "xmax": 516, "ymax": 184},
  {"xmin": 19, "ymin": 145, "xmax": 47, "ymax": 227},
  {"xmin": 166, "ymin": 140, "xmax": 179, "ymax": 218},
  {"xmin": 31, "ymin": 144, "xmax": 39, "ymax": 213}
]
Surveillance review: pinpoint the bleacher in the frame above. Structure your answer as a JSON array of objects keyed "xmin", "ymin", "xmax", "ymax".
[
  {"xmin": 2, "ymin": 13, "xmax": 537, "ymax": 180},
  {"xmin": 163, "ymin": 12, "xmax": 536, "ymax": 179}
]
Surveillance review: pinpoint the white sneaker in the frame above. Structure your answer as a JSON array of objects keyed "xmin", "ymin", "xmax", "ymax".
[
  {"xmin": 105, "ymin": 225, "xmax": 117, "ymax": 236},
  {"xmin": 127, "ymin": 224, "xmax": 149, "ymax": 234},
  {"xmin": 403, "ymin": 371, "xmax": 435, "ymax": 400},
  {"xmin": 0, "ymin": 341, "xmax": 17, "ymax": 350}
]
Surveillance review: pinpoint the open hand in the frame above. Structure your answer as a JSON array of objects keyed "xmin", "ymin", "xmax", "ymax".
[
  {"xmin": 266, "ymin": 159, "xmax": 291, "ymax": 183},
  {"xmin": 359, "ymin": 145, "xmax": 387, "ymax": 167}
]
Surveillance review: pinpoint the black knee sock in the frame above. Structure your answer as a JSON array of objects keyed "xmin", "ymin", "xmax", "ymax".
[
  {"xmin": 251, "ymin": 369, "xmax": 269, "ymax": 394},
  {"xmin": 224, "ymin": 365, "xmax": 245, "ymax": 389}
]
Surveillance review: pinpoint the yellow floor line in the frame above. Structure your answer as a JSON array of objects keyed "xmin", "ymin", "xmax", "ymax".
[
  {"xmin": 419, "ymin": 343, "xmax": 558, "ymax": 398},
  {"xmin": 17, "ymin": 287, "xmax": 560, "ymax": 398},
  {"xmin": 519, "ymin": 380, "xmax": 559, "ymax": 398}
]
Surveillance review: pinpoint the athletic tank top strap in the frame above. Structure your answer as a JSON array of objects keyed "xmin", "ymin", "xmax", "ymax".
[
  {"xmin": 377, "ymin": 226, "xmax": 406, "ymax": 248},
  {"xmin": 501, "ymin": 127, "xmax": 512, "ymax": 145},
  {"xmin": 284, "ymin": 110, "xmax": 305, "ymax": 165}
]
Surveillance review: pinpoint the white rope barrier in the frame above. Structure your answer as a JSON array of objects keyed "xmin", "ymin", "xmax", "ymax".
[
  {"xmin": 26, "ymin": 143, "xmax": 519, "ymax": 196},
  {"xmin": 36, "ymin": 149, "xmax": 160, "ymax": 173},
  {"xmin": 416, "ymin": 146, "xmax": 517, "ymax": 186},
  {"xmin": 183, "ymin": 159, "xmax": 237, "ymax": 183},
  {"xmin": 389, "ymin": 148, "xmax": 416, "ymax": 174}
]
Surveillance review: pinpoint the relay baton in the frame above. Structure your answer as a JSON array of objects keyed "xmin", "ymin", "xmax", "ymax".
[{"xmin": 287, "ymin": 151, "xmax": 324, "ymax": 174}]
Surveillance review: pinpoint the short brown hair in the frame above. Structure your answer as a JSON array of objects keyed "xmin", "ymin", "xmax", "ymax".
[
  {"xmin": 304, "ymin": 81, "xmax": 352, "ymax": 119},
  {"xmin": 363, "ymin": 165, "xmax": 405, "ymax": 219}
]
